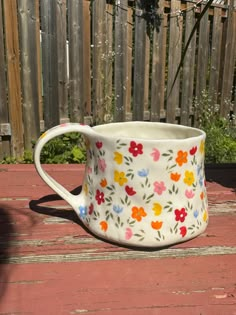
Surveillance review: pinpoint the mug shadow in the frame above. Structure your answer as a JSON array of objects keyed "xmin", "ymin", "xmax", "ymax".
[
  {"xmin": 0, "ymin": 204, "xmax": 16, "ymax": 300},
  {"xmin": 29, "ymin": 187, "xmax": 185, "ymax": 252},
  {"xmin": 205, "ymin": 163, "xmax": 236, "ymax": 192}
]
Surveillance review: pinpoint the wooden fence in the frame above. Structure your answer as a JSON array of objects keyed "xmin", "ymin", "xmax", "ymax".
[{"xmin": 0, "ymin": 0, "xmax": 235, "ymax": 159}]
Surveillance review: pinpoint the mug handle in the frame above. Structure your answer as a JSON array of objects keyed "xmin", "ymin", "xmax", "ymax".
[{"xmin": 34, "ymin": 123, "xmax": 94, "ymax": 208}]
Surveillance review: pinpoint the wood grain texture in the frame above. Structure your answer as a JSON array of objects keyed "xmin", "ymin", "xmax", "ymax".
[
  {"xmin": 0, "ymin": 165, "xmax": 235, "ymax": 314},
  {"xmin": 3, "ymin": 0, "xmax": 24, "ymax": 157},
  {"xmin": 68, "ymin": 0, "xmax": 84, "ymax": 123},
  {"xmin": 18, "ymin": 0, "xmax": 40, "ymax": 149},
  {"xmin": 166, "ymin": 0, "xmax": 183, "ymax": 123}
]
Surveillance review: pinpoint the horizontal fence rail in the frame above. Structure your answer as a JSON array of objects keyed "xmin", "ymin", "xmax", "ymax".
[{"xmin": 0, "ymin": 0, "xmax": 235, "ymax": 158}]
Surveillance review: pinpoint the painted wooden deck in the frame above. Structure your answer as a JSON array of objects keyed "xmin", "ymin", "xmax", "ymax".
[{"xmin": 0, "ymin": 164, "xmax": 235, "ymax": 315}]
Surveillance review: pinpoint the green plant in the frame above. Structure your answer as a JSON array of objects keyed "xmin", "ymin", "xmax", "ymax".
[
  {"xmin": 0, "ymin": 132, "xmax": 86, "ymax": 164},
  {"xmin": 194, "ymin": 90, "xmax": 236, "ymax": 164},
  {"xmin": 38, "ymin": 132, "xmax": 86, "ymax": 164}
]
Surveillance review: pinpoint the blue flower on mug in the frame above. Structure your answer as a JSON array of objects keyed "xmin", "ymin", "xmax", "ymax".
[
  {"xmin": 194, "ymin": 210, "xmax": 199, "ymax": 218},
  {"xmin": 138, "ymin": 169, "xmax": 149, "ymax": 177},
  {"xmin": 197, "ymin": 164, "xmax": 202, "ymax": 176},
  {"xmin": 199, "ymin": 175, "xmax": 204, "ymax": 187},
  {"xmin": 79, "ymin": 205, "xmax": 87, "ymax": 219},
  {"xmin": 113, "ymin": 205, "xmax": 124, "ymax": 214}
]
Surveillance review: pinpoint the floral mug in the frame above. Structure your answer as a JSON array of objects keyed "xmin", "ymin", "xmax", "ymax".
[{"xmin": 34, "ymin": 121, "xmax": 208, "ymax": 247}]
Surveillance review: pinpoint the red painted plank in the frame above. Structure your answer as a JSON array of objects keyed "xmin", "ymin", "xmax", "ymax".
[{"xmin": 0, "ymin": 255, "xmax": 235, "ymax": 314}]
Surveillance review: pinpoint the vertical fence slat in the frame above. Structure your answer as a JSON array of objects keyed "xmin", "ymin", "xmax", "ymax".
[
  {"xmin": 180, "ymin": 3, "xmax": 196, "ymax": 126},
  {"xmin": 3, "ymin": 0, "xmax": 24, "ymax": 158},
  {"xmin": 68, "ymin": 1, "xmax": 84, "ymax": 123},
  {"xmin": 209, "ymin": 7, "xmax": 223, "ymax": 104},
  {"xmin": 0, "ymin": 0, "xmax": 10, "ymax": 159},
  {"xmin": 92, "ymin": 0, "xmax": 107, "ymax": 124},
  {"xmin": 133, "ymin": 0, "xmax": 147, "ymax": 121},
  {"xmin": 41, "ymin": 0, "xmax": 59, "ymax": 129},
  {"xmin": 125, "ymin": 6, "xmax": 133, "ymax": 120},
  {"xmin": 103, "ymin": 2, "xmax": 113, "ymax": 123},
  {"xmin": 35, "ymin": 0, "xmax": 43, "ymax": 124},
  {"xmin": 18, "ymin": 0, "xmax": 40, "ymax": 150},
  {"xmin": 195, "ymin": 3, "xmax": 210, "ymax": 101},
  {"xmin": 220, "ymin": 0, "xmax": 236, "ymax": 116},
  {"xmin": 150, "ymin": 0, "xmax": 166, "ymax": 121},
  {"xmin": 83, "ymin": 0, "xmax": 92, "ymax": 120},
  {"xmin": 166, "ymin": 0, "xmax": 183, "ymax": 123},
  {"xmin": 114, "ymin": 0, "xmax": 128, "ymax": 122},
  {"xmin": 56, "ymin": 0, "xmax": 68, "ymax": 122}
]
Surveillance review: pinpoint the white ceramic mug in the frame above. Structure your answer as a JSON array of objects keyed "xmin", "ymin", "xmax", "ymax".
[{"xmin": 34, "ymin": 121, "xmax": 208, "ymax": 247}]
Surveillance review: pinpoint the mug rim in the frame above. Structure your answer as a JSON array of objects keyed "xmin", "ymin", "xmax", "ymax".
[{"xmin": 92, "ymin": 121, "xmax": 205, "ymax": 142}]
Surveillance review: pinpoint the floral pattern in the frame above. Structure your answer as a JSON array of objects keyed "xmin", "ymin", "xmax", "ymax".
[{"xmin": 58, "ymin": 123, "xmax": 208, "ymax": 247}]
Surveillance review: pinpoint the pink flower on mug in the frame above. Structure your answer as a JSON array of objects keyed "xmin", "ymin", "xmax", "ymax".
[
  {"xmin": 125, "ymin": 185, "xmax": 136, "ymax": 196},
  {"xmin": 125, "ymin": 228, "xmax": 133, "ymax": 240},
  {"xmin": 128, "ymin": 141, "xmax": 143, "ymax": 157},
  {"xmin": 175, "ymin": 208, "xmax": 187, "ymax": 223},
  {"xmin": 95, "ymin": 189, "xmax": 105, "ymax": 205},
  {"xmin": 151, "ymin": 148, "xmax": 160, "ymax": 162},
  {"xmin": 180, "ymin": 226, "xmax": 187, "ymax": 237},
  {"xmin": 185, "ymin": 189, "xmax": 195, "ymax": 199},
  {"xmin": 153, "ymin": 181, "xmax": 166, "ymax": 195},
  {"xmin": 98, "ymin": 158, "xmax": 107, "ymax": 172}
]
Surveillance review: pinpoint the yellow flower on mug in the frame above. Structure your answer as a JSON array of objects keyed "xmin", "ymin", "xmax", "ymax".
[
  {"xmin": 183, "ymin": 170, "xmax": 195, "ymax": 186},
  {"xmin": 114, "ymin": 170, "xmax": 128, "ymax": 186},
  {"xmin": 203, "ymin": 210, "xmax": 208, "ymax": 222},
  {"xmin": 200, "ymin": 140, "xmax": 205, "ymax": 154},
  {"xmin": 83, "ymin": 183, "xmax": 88, "ymax": 195},
  {"xmin": 114, "ymin": 151, "xmax": 123, "ymax": 165},
  {"xmin": 152, "ymin": 202, "xmax": 162, "ymax": 216}
]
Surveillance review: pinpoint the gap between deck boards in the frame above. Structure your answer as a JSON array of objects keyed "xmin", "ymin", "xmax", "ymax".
[{"xmin": 1, "ymin": 246, "xmax": 236, "ymax": 265}]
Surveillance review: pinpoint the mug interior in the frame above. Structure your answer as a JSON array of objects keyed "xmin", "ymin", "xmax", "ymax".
[{"xmin": 93, "ymin": 122, "xmax": 204, "ymax": 141}]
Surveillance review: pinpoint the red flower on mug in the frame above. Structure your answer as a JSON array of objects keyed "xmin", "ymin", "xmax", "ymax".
[
  {"xmin": 174, "ymin": 208, "xmax": 187, "ymax": 223},
  {"xmin": 125, "ymin": 185, "xmax": 136, "ymax": 196},
  {"xmin": 180, "ymin": 226, "xmax": 187, "ymax": 237},
  {"xmin": 88, "ymin": 203, "xmax": 94, "ymax": 215},
  {"xmin": 129, "ymin": 141, "xmax": 143, "ymax": 157},
  {"xmin": 96, "ymin": 141, "xmax": 103, "ymax": 149},
  {"xmin": 190, "ymin": 146, "xmax": 197, "ymax": 155},
  {"xmin": 95, "ymin": 189, "xmax": 105, "ymax": 205}
]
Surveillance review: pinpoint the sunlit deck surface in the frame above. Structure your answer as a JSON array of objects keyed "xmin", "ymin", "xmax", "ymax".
[{"xmin": 0, "ymin": 164, "xmax": 235, "ymax": 314}]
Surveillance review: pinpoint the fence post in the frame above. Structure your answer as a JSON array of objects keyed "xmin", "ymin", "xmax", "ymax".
[
  {"xmin": 150, "ymin": 0, "xmax": 166, "ymax": 122},
  {"xmin": 3, "ymin": 0, "xmax": 24, "ymax": 158},
  {"xmin": 114, "ymin": 0, "xmax": 128, "ymax": 122},
  {"xmin": 195, "ymin": 3, "xmax": 210, "ymax": 103},
  {"xmin": 166, "ymin": 0, "xmax": 183, "ymax": 123},
  {"xmin": 40, "ymin": 0, "xmax": 59, "ymax": 129},
  {"xmin": 92, "ymin": 0, "xmax": 107, "ymax": 124},
  {"xmin": 83, "ymin": 0, "xmax": 92, "ymax": 121},
  {"xmin": 56, "ymin": 0, "xmax": 68, "ymax": 123},
  {"xmin": 180, "ymin": 2, "xmax": 196, "ymax": 126},
  {"xmin": 209, "ymin": 7, "xmax": 223, "ymax": 106},
  {"xmin": 133, "ymin": 0, "xmax": 147, "ymax": 121},
  {"xmin": 18, "ymin": 0, "xmax": 40, "ymax": 150},
  {"xmin": 0, "ymin": 0, "xmax": 10, "ymax": 159},
  {"xmin": 220, "ymin": 0, "xmax": 236, "ymax": 116}
]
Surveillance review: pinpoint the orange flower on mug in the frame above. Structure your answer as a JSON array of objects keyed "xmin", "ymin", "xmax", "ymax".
[
  {"xmin": 151, "ymin": 221, "xmax": 163, "ymax": 230},
  {"xmin": 170, "ymin": 172, "xmax": 181, "ymax": 182},
  {"xmin": 100, "ymin": 178, "xmax": 107, "ymax": 188},
  {"xmin": 100, "ymin": 221, "xmax": 108, "ymax": 232},
  {"xmin": 175, "ymin": 150, "xmax": 188, "ymax": 166},
  {"xmin": 131, "ymin": 206, "xmax": 147, "ymax": 222}
]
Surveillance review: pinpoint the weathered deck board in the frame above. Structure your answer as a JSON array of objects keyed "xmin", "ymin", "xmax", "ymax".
[{"xmin": 0, "ymin": 165, "xmax": 235, "ymax": 314}]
